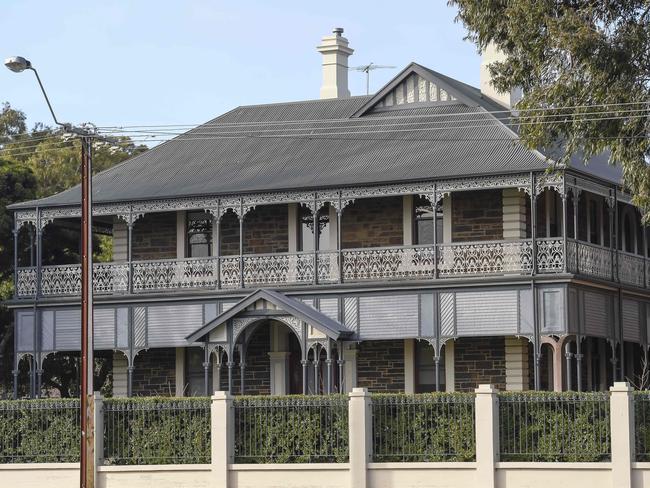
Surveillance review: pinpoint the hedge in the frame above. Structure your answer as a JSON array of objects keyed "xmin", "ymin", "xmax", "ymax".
[
  {"xmin": 0, "ymin": 399, "xmax": 80, "ymax": 463},
  {"xmin": 102, "ymin": 397, "xmax": 210, "ymax": 465},
  {"xmin": 233, "ymin": 395, "xmax": 349, "ymax": 463},
  {"xmin": 635, "ymin": 392, "xmax": 650, "ymax": 461},
  {"xmin": 371, "ymin": 393, "xmax": 476, "ymax": 462},
  {"xmin": 499, "ymin": 391, "xmax": 611, "ymax": 462}
]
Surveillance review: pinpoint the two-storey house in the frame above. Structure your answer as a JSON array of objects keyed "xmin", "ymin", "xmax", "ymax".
[{"xmin": 7, "ymin": 29, "xmax": 650, "ymax": 398}]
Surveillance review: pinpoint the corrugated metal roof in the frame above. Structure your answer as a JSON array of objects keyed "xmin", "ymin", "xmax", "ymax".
[{"xmin": 13, "ymin": 64, "xmax": 564, "ymax": 210}]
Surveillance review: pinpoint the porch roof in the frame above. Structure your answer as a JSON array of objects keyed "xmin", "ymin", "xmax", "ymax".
[{"xmin": 185, "ymin": 289, "xmax": 353, "ymax": 343}]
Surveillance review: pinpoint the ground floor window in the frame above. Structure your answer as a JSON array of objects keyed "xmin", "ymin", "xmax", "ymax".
[
  {"xmin": 185, "ymin": 347, "xmax": 211, "ymax": 396},
  {"xmin": 415, "ymin": 340, "xmax": 446, "ymax": 393}
]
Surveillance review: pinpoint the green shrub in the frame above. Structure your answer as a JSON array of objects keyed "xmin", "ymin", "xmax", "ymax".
[
  {"xmin": 234, "ymin": 395, "xmax": 349, "ymax": 463},
  {"xmin": 499, "ymin": 391, "xmax": 610, "ymax": 462},
  {"xmin": 0, "ymin": 399, "xmax": 80, "ymax": 463},
  {"xmin": 103, "ymin": 397, "xmax": 210, "ymax": 465},
  {"xmin": 371, "ymin": 393, "xmax": 475, "ymax": 462}
]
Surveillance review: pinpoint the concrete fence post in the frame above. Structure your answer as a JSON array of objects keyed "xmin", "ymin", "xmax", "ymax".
[
  {"xmin": 610, "ymin": 382, "xmax": 634, "ymax": 488},
  {"xmin": 349, "ymin": 387, "xmax": 371, "ymax": 488},
  {"xmin": 93, "ymin": 392, "xmax": 103, "ymax": 481},
  {"xmin": 475, "ymin": 384, "xmax": 498, "ymax": 488},
  {"xmin": 211, "ymin": 391, "xmax": 233, "ymax": 488}
]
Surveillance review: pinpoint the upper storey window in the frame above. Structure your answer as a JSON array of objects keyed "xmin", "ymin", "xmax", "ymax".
[
  {"xmin": 413, "ymin": 196, "xmax": 442, "ymax": 245},
  {"xmin": 187, "ymin": 211, "xmax": 213, "ymax": 257},
  {"xmin": 299, "ymin": 205, "xmax": 332, "ymax": 251}
]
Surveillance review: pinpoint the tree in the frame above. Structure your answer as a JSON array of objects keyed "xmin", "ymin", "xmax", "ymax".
[
  {"xmin": 0, "ymin": 157, "xmax": 37, "ymax": 394},
  {"xmin": 449, "ymin": 0, "xmax": 650, "ymax": 215}
]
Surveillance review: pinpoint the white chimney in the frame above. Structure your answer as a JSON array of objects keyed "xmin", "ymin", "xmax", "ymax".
[
  {"xmin": 317, "ymin": 27, "xmax": 354, "ymax": 99},
  {"xmin": 480, "ymin": 43, "xmax": 522, "ymax": 108}
]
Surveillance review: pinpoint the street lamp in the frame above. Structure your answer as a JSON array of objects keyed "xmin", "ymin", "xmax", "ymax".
[{"xmin": 5, "ymin": 56, "xmax": 95, "ymax": 488}]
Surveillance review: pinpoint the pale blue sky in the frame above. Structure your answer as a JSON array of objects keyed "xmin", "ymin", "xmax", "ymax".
[{"xmin": 1, "ymin": 0, "xmax": 480, "ymax": 130}]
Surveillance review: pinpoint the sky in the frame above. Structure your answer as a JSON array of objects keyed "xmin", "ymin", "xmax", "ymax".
[{"xmin": 0, "ymin": 0, "xmax": 480, "ymax": 132}]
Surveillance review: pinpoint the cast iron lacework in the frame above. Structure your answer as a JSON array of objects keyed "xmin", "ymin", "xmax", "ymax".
[{"xmin": 437, "ymin": 240, "xmax": 534, "ymax": 277}]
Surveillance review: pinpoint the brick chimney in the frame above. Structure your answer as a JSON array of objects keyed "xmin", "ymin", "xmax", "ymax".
[
  {"xmin": 480, "ymin": 43, "xmax": 522, "ymax": 108},
  {"xmin": 317, "ymin": 27, "xmax": 354, "ymax": 99}
]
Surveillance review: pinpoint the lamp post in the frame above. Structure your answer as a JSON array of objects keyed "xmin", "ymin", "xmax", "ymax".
[{"xmin": 5, "ymin": 56, "xmax": 95, "ymax": 488}]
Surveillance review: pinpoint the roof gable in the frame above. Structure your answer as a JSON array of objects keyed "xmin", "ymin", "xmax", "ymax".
[
  {"xmin": 185, "ymin": 289, "xmax": 352, "ymax": 343},
  {"xmin": 352, "ymin": 63, "xmax": 477, "ymax": 117}
]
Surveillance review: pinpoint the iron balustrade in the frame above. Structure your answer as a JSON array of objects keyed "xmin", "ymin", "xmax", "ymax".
[
  {"xmin": 102, "ymin": 398, "xmax": 211, "ymax": 465},
  {"xmin": 371, "ymin": 393, "xmax": 476, "ymax": 462},
  {"xmin": 0, "ymin": 399, "xmax": 80, "ymax": 463},
  {"xmin": 499, "ymin": 392, "xmax": 611, "ymax": 462},
  {"xmin": 19, "ymin": 237, "xmax": 650, "ymax": 298},
  {"xmin": 635, "ymin": 392, "xmax": 650, "ymax": 462},
  {"xmin": 233, "ymin": 395, "xmax": 349, "ymax": 463}
]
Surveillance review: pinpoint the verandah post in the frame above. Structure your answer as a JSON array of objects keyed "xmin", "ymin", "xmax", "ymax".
[
  {"xmin": 610, "ymin": 382, "xmax": 634, "ymax": 488},
  {"xmin": 474, "ymin": 384, "xmax": 498, "ymax": 488},
  {"xmin": 211, "ymin": 391, "xmax": 233, "ymax": 488},
  {"xmin": 348, "ymin": 387, "xmax": 371, "ymax": 488}
]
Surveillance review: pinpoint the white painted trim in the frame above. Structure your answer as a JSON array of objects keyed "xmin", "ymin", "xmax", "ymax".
[
  {"xmin": 176, "ymin": 211, "xmax": 186, "ymax": 259},
  {"xmin": 403, "ymin": 195, "xmax": 413, "ymax": 246},
  {"xmin": 442, "ymin": 195, "xmax": 452, "ymax": 243},
  {"xmin": 445, "ymin": 340, "xmax": 455, "ymax": 392},
  {"xmin": 288, "ymin": 203, "xmax": 298, "ymax": 253},
  {"xmin": 404, "ymin": 339, "xmax": 415, "ymax": 394},
  {"xmin": 175, "ymin": 347, "xmax": 185, "ymax": 397}
]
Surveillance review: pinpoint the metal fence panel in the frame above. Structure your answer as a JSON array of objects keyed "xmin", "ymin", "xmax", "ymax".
[
  {"xmin": 371, "ymin": 393, "xmax": 476, "ymax": 462},
  {"xmin": 0, "ymin": 399, "xmax": 80, "ymax": 463},
  {"xmin": 103, "ymin": 398, "xmax": 210, "ymax": 465},
  {"xmin": 635, "ymin": 392, "xmax": 650, "ymax": 461},
  {"xmin": 233, "ymin": 395, "xmax": 349, "ymax": 463},
  {"xmin": 499, "ymin": 392, "xmax": 611, "ymax": 462}
]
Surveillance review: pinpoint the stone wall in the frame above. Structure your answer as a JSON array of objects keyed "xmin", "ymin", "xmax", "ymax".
[
  {"xmin": 452, "ymin": 190, "xmax": 503, "ymax": 242},
  {"xmin": 220, "ymin": 205, "xmax": 289, "ymax": 256},
  {"xmin": 132, "ymin": 348, "xmax": 176, "ymax": 396},
  {"xmin": 357, "ymin": 340, "xmax": 405, "ymax": 392},
  {"xmin": 132, "ymin": 212, "xmax": 177, "ymax": 260},
  {"xmin": 454, "ymin": 337, "xmax": 506, "ymax": 391},
  {"xmin": 341, "ymin": 197, "xmax": 403, "ymax": 248}
]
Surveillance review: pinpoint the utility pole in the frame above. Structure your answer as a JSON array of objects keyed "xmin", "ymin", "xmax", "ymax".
[{"xmin": 5, "ymin": 56, "xmax": 96, "ymax": 488}]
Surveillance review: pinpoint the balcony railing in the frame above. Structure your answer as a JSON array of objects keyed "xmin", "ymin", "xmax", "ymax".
[{"xmin": 13, "ymin": 237, "xmax": 649, "ymax": 298}]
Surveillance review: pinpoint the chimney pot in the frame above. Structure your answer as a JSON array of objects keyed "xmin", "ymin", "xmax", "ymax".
[{"xmin": 333, "ymin": 27, "xmax": 344, "ymax": 36}]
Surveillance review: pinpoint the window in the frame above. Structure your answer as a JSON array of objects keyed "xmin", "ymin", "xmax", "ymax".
[
  {"xmin": 185, "ymin": 347, "xmax": 211, "ymax": 397},
  {"xmin": 299, "ymin": 205, "xmax": 331, "ymax": 251},
  {"xmin": 415, "ymin": 340, "xmax": 445, "ymax": 393},
  {"xmin": 187, "ymin": 211, "xmax": 213, "ymax": 257},
  {"xmin": 413, "ymin": 196, "xmax": 442, "ymax": 245}
]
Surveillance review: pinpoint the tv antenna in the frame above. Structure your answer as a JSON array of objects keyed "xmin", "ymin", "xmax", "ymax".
[{"xmin": 350, "ymin": 62, "xmax": 396, "ymax": 95}]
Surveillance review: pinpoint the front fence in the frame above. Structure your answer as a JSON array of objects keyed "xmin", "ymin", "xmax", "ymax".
[
  {"xmin": 0, "ymin": 399, "xmax": 80, "ymax": 463},
  {"xmin": 635, "ymin": 392, "xmax": 650, "ymax": 461},
  {"xmin": 499, "ymin": 392, "xmax": 611, "ymax": 462},
  {"xmin": 233, "ymin": 395, "xmax": 349, "ymax": 463},
  {"xmin": 103, "ymin": 397, "xmax": 210, "ymax": 465},
  {"xmin": 1, "ymin": 389, "xmax": 646, "ymax": 466},
  {"xmin": 371, "ymin": 393, "xmax": 475, "ymax": 462}
]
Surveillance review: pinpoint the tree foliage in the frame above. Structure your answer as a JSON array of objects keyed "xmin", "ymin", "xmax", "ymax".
[{"xmin": 449, "ymin": 0, "xmax": 650, "ymax": 215}]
